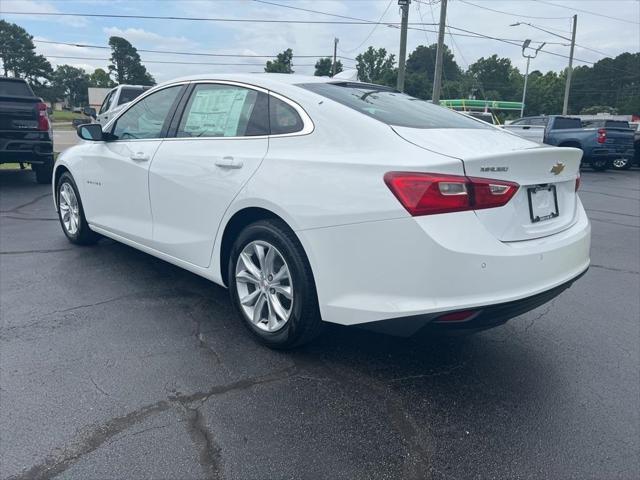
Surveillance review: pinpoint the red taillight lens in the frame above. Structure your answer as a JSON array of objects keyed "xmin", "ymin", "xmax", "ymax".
[
  {"xmin": 436, "ymin": 309, "xmax": 480, "ymax": 322},
  {"xmin": 384, "ymin": 172, "xmax": 519, "ymax": 216},
  {"xmin": 597, "ymin": 128, "xmax": 606, "ymax": 144},
  {"xmin": 575, "ymin": 174, "xmax": 581, "ymax": 191},
  {"xmin": 37, "ymin": 102, "xmax": 50, "ymax": 131}
]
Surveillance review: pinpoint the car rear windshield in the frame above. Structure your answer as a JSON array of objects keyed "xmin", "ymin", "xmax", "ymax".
[
  {"xmin": 584, "ymin": 120, "xmax": 630, "ymax": 129},
  {"xmin": 553, "ymin": 117, "xmax": 582, "ymax": 129},
  {"xmin": 299, "ymin": 82, "xmax": 489, "ymax": 129},
  {"xmin": 118, "ymin": 88, "xmax": 145, "ymax": 105},
  {"xmin": 0, "ymin": 80, "xmax": 33, "ymax": 97}
]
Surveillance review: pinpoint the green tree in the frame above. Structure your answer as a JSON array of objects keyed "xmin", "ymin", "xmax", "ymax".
[
  {"xmin": 314, "ymin": 57, "xmax": 343, "ymax": 77},
  {"xmin": 108, "ymin": 36, "xmax": 155, "ymax": 85},
  {"xmin": 89, "ymin": 68, "xmax": 115, "ymax": 88},
  {"xmin": 0, "ymin": 20, "xmax": 52, "ymax": 84},
  {"xmin": 467, "ymin": 54, "xmax": 522, "ymax": 101},
  {"xmin": 404, "ymin": 44, "xmax": 462, "ymax": 99},
  {"xmin": 265, "ymin": 48, "xmax": 294, "ymax": 73},
  {"xmin": 53, "ymin": 65, "xmax": 89, "ymax": 106},
  {"xmin": 355, "ymin": 47, "xmax": 396, "ymax": 86}
]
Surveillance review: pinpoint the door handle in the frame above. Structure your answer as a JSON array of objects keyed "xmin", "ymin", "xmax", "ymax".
[
  {"xmin": 130, "ymin": 152, "xmax": 150, "ymax": 162},
  {"xmin": 214, "ymin": 156, "xmax": 243, "ymax": 169}
]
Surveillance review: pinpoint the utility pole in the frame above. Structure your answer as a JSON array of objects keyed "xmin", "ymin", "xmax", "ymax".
[
  {"xmin": 562, "ymin": 14, "xmax": 577, "ymax": 115},
  {"xmin": 332, "ymin": 38, "xmax": 339, "ymax": 77},
  {"xmin": 431, "ymin": 0, "xmax": 448, "ymax": 104},
  {"xmin": 520, "ymin": 40, "xmax": 545, "ymax": 117},
  {"xmin": 396, "ymin": 0, "xmax": 410, "ymax": 92}
]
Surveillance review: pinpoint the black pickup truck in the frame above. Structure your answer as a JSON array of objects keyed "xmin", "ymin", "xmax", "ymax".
[{"xmin": 0, "ymin": 77, "xmax": 54, "ymax": 183}]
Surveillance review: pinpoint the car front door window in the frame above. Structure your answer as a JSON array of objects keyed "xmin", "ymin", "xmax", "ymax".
[{"xmin": 112, "ymin": 86, "xmax": 182, "ymax": 140}]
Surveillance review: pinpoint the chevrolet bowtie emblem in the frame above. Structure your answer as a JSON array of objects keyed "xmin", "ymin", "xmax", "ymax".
[{"xmin": 550, "ymin": 162, "xmax": 565, "ymax": 175}]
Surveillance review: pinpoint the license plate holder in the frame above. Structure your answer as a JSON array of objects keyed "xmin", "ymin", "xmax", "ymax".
[{"xmin": 527, "ymin": 185, "xmax": 559, "ymax": 223}]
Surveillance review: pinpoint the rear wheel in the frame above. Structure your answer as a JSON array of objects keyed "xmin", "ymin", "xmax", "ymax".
[
  {"xmin": 34, "ymin": 160, "xmax": 53, "ymax": 184},
  {"xmin": 57, "ymin": 172, "xmax": 99, "ymax": 245},
  {"xmin": 611, "ymin": 157, "xmax": 632, "ymax": 170},
  {"xmin": 228, "ymin": 219, "xmax": 323, "ymax": 349}
]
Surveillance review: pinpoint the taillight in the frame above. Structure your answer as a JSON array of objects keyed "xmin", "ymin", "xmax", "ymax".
[
  {"xmin": 575, "ymin": 174, "xmax": 581, "ymax": 191},
  {"xmin": 384, "ymin": 172, "xmax": 519, "ymax": 216},
  {"xmin": 37, "ymin": 102, "xmax": 50, "ymax": 131},
  {"xmin": 597, "ymin": 128, "xmax": 606, "ymax": 144}
]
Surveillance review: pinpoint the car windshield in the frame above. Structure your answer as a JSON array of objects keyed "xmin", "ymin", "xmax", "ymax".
[
  {"xmin": 299, "ymin": 82, "xmax": 490, "ymax": 129},
  {"xmin": 118, "ymin": 88, "xmax": 145, "ymax": 105}
]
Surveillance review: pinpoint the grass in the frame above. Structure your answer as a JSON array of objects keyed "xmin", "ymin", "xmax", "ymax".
[{"xmin": 51, "ymin": 110, "xmax": 85, "ymax": 122}]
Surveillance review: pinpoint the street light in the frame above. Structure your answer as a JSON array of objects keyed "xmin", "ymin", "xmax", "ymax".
[
  {"xmin": 511, "ymin": 17, "xmax": 578, "ymax": 115},
  {"xmin": 519, "ymin": 39, "xmax": 546, "ymax": 117}
]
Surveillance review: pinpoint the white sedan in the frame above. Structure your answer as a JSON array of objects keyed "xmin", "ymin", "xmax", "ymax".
[{"xmin": 53, "ymin": 74, "xmax": 590, "ymax": 348}]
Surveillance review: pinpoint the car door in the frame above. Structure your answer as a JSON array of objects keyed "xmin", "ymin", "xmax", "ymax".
[
  {"xmin": 148, "ymin": 82, "xmax": 270, "ymax": 267},
  {"xmin": 81, "ymin": 84, "xmax": 185, "ymax": 245}
]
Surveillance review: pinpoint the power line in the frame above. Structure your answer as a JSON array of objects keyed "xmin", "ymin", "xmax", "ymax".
[
  {"xmin": 532, "ymin": 0, "xmax": 640, "ymax": 25},
  {"xmin": 339, "ymin": 0, "xmax": 394, "ymax": 54},
  {"xmin": 457, "ymin": 0, "xmax": 570, "ymax": 20},
  {"xmin": 42, "ymin": 55, "xmax": 320, "ymax": 67},
  {"xmin": 1, "ymin": 10, "xmax": 436, "ymax": 26},
  {"xmin": 33, "ymin": 39, "xmax": 356, "ymax": 62}
]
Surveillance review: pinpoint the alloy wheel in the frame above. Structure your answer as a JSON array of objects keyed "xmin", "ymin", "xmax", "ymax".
[
  {"xmin": 235, "ymin": 240, "xmax": 293, "ymax": 332},
  {"xmin": 612, "ymin": 158, "xmax": 629, "ymax": 169},
  {"xmin": 59, "ymin": 182, "xmax": 80, "ymax": 235}
]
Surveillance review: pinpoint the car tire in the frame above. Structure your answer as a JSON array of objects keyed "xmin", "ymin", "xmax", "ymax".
[
  {"xmin": 591, "ymin": 159, "xmax": 608, "ymax": 171},
  {"xmin": 56, "ymin": 172, "xmax": 100, "ymax": 245},
  {"xmin": 611, "ymin": 158, "xmax": 632, "ymax": 170},
  {"xmin": 34, "ymin": 161, "xmax": 53, "ymax": 184},
  {"xmin": 228, "ymin": 219, "xmax": 324, "ymax": 349}
]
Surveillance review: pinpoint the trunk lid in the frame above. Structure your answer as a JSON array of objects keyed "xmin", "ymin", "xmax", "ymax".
[{"xmin": 392, "ymin": 127, "xmax": 582, "ymax": 241}]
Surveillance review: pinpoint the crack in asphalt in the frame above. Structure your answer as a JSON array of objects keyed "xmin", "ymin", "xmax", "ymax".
[
  {"xmin": 0, "ymin": 193, "xmax": 51, "ymax": 214},
  {"xmin": 0, "ymin": 214, "xmax": 57, "ymax": 221},
  {"xmin": 0, "ymin": 247, "xmax": 73, "ymax": 255},
  {"xmin": 591, "ymin": 263, "xmax": 640, "ymax": 275},
  {"xmin": 6, "ymin": 368, "xmax": 295, "ymax": 480},
  {"xmin": 181, "ymin": 405, "xmax": 222, "ymax": 480},
  {"xmin": 524, "ymin": 300, "xmax": 555, "ymax": 333},
  {"xmin": 316, "ymin": 360, "xmax": 432, "ymax": 480}
]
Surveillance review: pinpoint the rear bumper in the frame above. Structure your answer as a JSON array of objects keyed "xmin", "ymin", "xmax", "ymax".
[
  {"xmin": 298, "ymin": 199, "xmax": 590, "ymax": 328},
  {"xmin": 0, "ymin": 132, "xmax": 53, "ymax": 164},
  {"xmin": 586, "ymin": 148, "xmax": 634, "ymax": 160}
]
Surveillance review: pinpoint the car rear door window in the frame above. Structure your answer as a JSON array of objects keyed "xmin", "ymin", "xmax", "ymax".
[
  {"xmin": 177, "ymin": 84, "xmax": 269, "ymax": 138},
  {"xmin": 269, "ymin": 96, "xmax": 304, "ymax": 135},
  {"xmin": 111, "ymin": 85, "xmax": 182, "ymax": 140}
]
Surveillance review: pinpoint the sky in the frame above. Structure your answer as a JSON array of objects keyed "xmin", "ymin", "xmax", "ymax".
[{"xmin": 1, "ymin": 0, "xmax": 639, "ymax": 84}]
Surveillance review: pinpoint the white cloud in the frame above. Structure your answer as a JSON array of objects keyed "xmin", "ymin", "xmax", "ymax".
[{"xmin": 1, "ymin": 0, "xmax": 89, "ymax": 27}]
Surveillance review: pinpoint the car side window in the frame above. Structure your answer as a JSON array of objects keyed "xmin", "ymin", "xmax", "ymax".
[
  {"xmin": 112, "ymin": 86, "xmax": 182, "ymax": 140},
  {"xmin": 177, "ymin": 84, "xmax": 269, "ymax": 138},
  {"xmin": 269, "ymin": 96, "xmax": 304, "ymax": 135},
  {"xmin": 99, "ymin": 91, "xmax": 113, "ymax": 115},
  {"xmin": 530, "ymin": 118, "xmax": 548, "ymax": 126}
]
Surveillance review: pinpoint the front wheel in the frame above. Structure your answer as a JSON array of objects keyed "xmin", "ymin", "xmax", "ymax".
[
  {"xmin": 228, "ymin": 219, "xmax": 323, "ymax": 349},
  {"xmin": 611, "ymin": 158, "xmax": 632, "ymax": 170},
  {"xmin": 57, "ymin": 172, "xmax": 100, "ymax": 245}
]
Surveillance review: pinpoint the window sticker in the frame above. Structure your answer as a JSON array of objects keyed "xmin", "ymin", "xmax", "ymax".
[{"xmin": 183, "ymin": 87, "xmax": 251, "ymax": 137}]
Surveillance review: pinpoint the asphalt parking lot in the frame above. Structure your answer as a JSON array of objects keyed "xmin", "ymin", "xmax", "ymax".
[{"xmin": 1, "ymin": 168, "xmax": 638, "ymax": 480}]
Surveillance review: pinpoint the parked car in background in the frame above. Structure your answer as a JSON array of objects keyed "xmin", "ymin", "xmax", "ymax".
[
  {"xmin": 95, "ymin": 84, "xmax": 151, "ymax": 125},
  {"xmin": 53, "ymin": 74, "xmax": 589, "ymax": 348},
  {"xmin": 582, "ymin": 119, "xmax": 635, "ymax": 170},
  {"xmin": 462, "ymin": 112, "xmax": 545, "ymax": 143},
  {"xmin": 512, "ymin": 115, "xmax": 635, "ymax": 171},
  {"xmin": 627, "ymin": 121, "xmax": 639, "ymax": 168},
  {"xmin": 0, "ymin": 77, "xmax": 54, "ymax": 183}
]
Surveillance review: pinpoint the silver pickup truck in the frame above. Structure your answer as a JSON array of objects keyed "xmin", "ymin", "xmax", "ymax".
[{"xmin": 94, "ymin": 85, "xmax": 151, "ymax": 125}]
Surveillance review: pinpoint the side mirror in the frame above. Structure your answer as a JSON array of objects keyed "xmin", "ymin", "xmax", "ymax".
[
  {"xmin": 77, "ymin": 123, "xmax": 104, "ymax": 141},
  {"xmin": 83, "ymin": 106, "xmax": 97, "ymax": 119}
]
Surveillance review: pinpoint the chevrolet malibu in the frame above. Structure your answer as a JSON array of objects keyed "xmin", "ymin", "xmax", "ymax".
[{"xmin": 53, "ymin": 74, "xmax": 590, "ymax": 348}]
